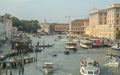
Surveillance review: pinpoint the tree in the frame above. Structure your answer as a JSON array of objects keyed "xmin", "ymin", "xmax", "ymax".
[
  {"xmin": 115, "ymin": 30, "xmax": 120, "ymax": 39},
  {"xmin": 11, "ymin": 16, "xmax": 40, "ymax": 33}
]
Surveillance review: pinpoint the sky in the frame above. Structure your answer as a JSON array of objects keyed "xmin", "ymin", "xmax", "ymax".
[{"xmin": 0, "ymin": 0, "xmax": 119, "ymax": 23}]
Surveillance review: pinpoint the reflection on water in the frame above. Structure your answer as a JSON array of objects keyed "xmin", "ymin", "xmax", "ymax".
[{"xmin": 2, "ymin": 35, "xmax": 120, "ymax": 75}]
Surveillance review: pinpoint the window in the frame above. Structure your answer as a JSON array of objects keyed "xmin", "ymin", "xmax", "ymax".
[
  {"xmin": 116, "ymin": 20, "xmax": 119, "ymax": 25},
  {"xmin": 117, "ymin": 14, "xmax": 119, "ymax": 18}
]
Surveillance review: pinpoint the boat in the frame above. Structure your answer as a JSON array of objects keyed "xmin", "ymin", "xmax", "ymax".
[
  {"xmin": 65, "ymin": 41, "xmax": 77, "ymax": 51},
  {"xmin": 91, "ymin": 38, "xmax": 101, "ymax": 47},
  {"xmin": 111, "ymin": 43, "xmax": 120, "ymax": 50},
  {"xmin": 43, "ymin": 62, "xmax": 53, "ymax": 74},
  {"xmin": 39, "ymin": 44, "xmax": 54, "ymax": 47},
  {"xmin": 80, "ymin": 58, "xmax": 100, "ymax": 75},
  {"xmin": 105, "ymin": 57, "xmax": 119, "ymax": 68},
  {"xmin": 80, "ymin": 40, "xmax": 92, "ymax": 49}
]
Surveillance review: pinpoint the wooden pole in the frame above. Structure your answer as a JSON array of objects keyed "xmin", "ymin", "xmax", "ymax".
[
  {"xmin": 0, "ymin": 66, "xmax": 2, "ymax": 75},
  {"xmin": 10, "ymin": 63, "xmax": 12, "ymax": 75},
  {"xmin": 6, "ymin": 63, "xmax": 7, "ymax": 75}
]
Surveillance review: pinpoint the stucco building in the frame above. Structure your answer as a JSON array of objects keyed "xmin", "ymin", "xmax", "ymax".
[
  {"xmin": 0, "ymin": 14, "xmax": 12, "ymax": 42},
  {"xmin": 86, "ymin": 4, "xmax": 120, "ymax": 39},
  {"xmin": 54, "ymin": 23, "xmax": 69, "ymax": 34},
  {"xmin": 69, "ymin": 18, "xmax": 89, "ymax": 37}
]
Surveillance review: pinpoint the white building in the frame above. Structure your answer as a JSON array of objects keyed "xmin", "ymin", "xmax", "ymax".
[{"xmin": 0, "ymin": 14, "xmax": 12, "ymax": 42}]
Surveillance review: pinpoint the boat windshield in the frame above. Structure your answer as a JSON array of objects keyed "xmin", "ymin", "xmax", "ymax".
[
  {"xmin": 88, "ymin": 71, "xmax": 93, "ymax": 74},
  {"xmin": 94, "ymin": 70, "xmax": 99, "ymax": 74}
]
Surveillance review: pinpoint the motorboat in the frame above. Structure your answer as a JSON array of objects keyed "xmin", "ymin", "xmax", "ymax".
[
  {"xmin": 80, "ymin": 40, "xmax": 92, "ymax": 49},
  {"xmin": 43, "ymin": 62, "xmax": 53, "ymax": 74},
  {"xmin": 80, "ymin": 58, "xmax": 100, "ymax": 75},
  {"xmin": 105, "ymin": 57, "xmax": 119, "ymax": 68},
  {"xmin": 65, "ymin": 41, "xmax": 77, "ymax": 51},
  {"xmin": 111, "ymin": 43, "xmax": 120, "ymax": 50}
]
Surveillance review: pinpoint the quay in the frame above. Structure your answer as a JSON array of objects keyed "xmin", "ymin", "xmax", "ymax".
[
  {"xmin": 0, "ymin": 56, "xmax": 34, "ymax": 75},
  {"xmin": 0, "ymin": 36, "xmax": 37, "ymax": 75}
]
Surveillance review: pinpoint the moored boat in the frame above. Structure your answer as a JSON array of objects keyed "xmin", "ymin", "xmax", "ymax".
[
  {"xmin": 80, "ymin": 58, "xmax": 100, "ymax": 75},
  {"xmin": 80, "ymin": 40, "xmax": 92, "ymax": 49}
]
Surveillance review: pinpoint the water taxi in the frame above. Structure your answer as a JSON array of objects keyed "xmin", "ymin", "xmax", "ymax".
[
  {"xmin": 80, "ymin": 58, "xmax": 100, "ymax": 75},
  {"xmin": 80, "ymin": 40, "xmax": 92, "ymax": 49},
  {"xmin": 65, "ymin": 41, "xmax": 77, "ymax": 51},
  {"xmin": 43, "ymin": 62, "xmax": 53, "ymax": 74}
]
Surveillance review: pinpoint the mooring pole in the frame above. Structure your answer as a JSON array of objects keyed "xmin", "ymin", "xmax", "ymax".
[
  {"xmin": 6, "ymin": 63, "xmax": 8, "ymax": 75},
  {"xmin": 10, "ymin": 63, "xmax": 12, "ymax": 75}
]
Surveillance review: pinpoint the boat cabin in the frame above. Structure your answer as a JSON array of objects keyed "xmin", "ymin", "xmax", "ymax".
[
  {"xmin": 65, "ymin": 42, "xmax": 77, "ymax": 50},
  {"xmin": 43, "ymin": 62, "xmax": 53, "ymax": 68}
]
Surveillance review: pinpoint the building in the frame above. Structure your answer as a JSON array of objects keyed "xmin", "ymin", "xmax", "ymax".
[
  {"xmin": 40, "ymin": 20, "xmax": 51, "ymax": 34},
  {"xmin": 86, "ymin": 4, "xmax": 120, "ymax": 39},
  {"xmin": 69, "ymin": 18, "xmax": 89, "ymax": 37},
  {"xmin": 54, "ymin": 23, "xmax": 69, "ymax": 34},
  {"xmin": 0, "ymin": 14, "xmax": 12, "ymax": 43},
  {"xmin": 107, "ymin": 4, "xmax": 120, "ymax": 39}
]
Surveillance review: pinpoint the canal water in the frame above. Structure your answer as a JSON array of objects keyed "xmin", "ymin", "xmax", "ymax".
[{"xmin": 2, "ymin": 35, "xmax": 120, "ymax": 75}]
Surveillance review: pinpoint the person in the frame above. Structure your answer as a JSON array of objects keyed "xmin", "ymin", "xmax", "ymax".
[
  {"xmin": 93, "ymin": 61, "xmax": 97, "ymax": 66},
  {"xmin": 96, "ymin": 62, "xmax": 99, "ymax": 67}
]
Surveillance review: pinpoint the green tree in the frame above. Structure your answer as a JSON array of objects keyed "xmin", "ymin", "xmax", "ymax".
[
  {"xmin": 115, "ymin": 30, "xmax": 120, "ymax": 39},
  {"xmin": 12, "ymin": 16, "xmax": 40, "ymax": 33}
]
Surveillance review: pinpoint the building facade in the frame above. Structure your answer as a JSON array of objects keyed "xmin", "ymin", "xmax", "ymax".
[
  {"xmin": 0, "ymin": 14, "xmax": 12, "ymax": 43},
  {"xmin": 69, "ymin": 18, "xmax": 89, "ymax": 37},
  {"xmin": 86, "ymin": 4, "xmax": 120, "ymax": 39},
  {"xmin": 40, "ymin": 22, "xmax": 51, "ymax": 34},
  {"xmin": 54, "ymin": 23, "xmax": 69, "ymax": 34}
]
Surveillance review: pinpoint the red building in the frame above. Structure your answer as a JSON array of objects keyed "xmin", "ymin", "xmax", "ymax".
[{"xmin": 54, "ymin": 23, "xmax": 69, "ymax": 34}]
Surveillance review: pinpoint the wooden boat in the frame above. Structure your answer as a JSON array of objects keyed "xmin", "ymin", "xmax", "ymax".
[
  {"xmin": 39, "ymin": 44, "xmax": 54, "ymax": 47},
  {"xmin": 65, "ymin": 41, "xmax": 77, "ymax": 51},
  {"xmin": 43, "ymin": 62, "xmax": 53, "ymax": 74},
  {"xmin": 80, "ymin": 58, "xmax": 100, "ymax": 75},
  {"xmin": 80, "ymin": 40, "xmax": 92, "ymax": 49}
]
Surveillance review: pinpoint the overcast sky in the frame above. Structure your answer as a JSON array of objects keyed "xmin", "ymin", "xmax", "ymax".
[{"xmin": 0, "ymin": 0, "xmax": 119, "ymax": 23}]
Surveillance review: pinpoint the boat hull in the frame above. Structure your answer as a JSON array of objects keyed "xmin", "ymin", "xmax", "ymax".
[{"xmin": 80, "ymin": 43, "xmax": 92, "ymax": 49}]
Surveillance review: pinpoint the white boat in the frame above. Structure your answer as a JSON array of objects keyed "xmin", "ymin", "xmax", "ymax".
[
  {"xmin": 80, "ymin": 58, "xmax": 100, "ymax": 75},
  {"xmin": 105, "ymin": 57, "xmax": 119, "ymax": 68},
  {"xmin": 65, "ymin": 41, "xmax": 77, "ymax": 50},
  {"xmin": 80, "ymin": 40, "xmax": 92, "ymax": 49},
  {"xmin": 111, "ymin": 43, "xmax": 120, "ymax": 50},
  {"xmin": 43, "ymin": 62, "xmax": 53, "ymax": 74}
]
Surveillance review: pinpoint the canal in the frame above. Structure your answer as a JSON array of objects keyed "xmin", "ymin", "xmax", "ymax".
[{"xmin": 2, "ymin": 35, "xmax": 120, "ymax": 75}]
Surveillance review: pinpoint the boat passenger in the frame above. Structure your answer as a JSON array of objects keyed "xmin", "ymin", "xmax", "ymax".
[
  {"xmin": 80, "ymin": 60, "xmax": 84, "ymax": 67},
  {"xmin": 96, "ymin": 62, "xmax": 99, "ymax": 67},
  {"xmin": 93, "ymin": 61, "xmax": 97, "ymax": 66}
]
